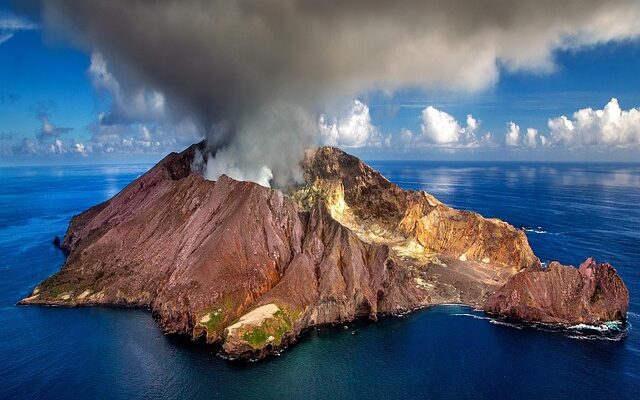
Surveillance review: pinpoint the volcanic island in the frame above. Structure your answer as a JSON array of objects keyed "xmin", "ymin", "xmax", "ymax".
[{"xmin": 20, "ymin": 142, "xmax": 629, "ymax": 360}]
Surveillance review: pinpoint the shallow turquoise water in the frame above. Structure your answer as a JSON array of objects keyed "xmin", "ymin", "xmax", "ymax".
[{"xmin": 0, "ymin": 162, "xmax": 638, "ymax": 399}]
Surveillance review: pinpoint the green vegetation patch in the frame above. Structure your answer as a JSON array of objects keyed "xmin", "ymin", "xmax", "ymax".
[
  {"xmin": 201, "ymin": 309, "xmax": 225, "ymax": 331},
  {"xmin": 241, "ymin": 308, "xmax": 298, "ymax": 349},
  {"xmin": 40, "ymin": 279, "xmax": 79, "ymax": 299},
  {"xmin": 198, "ymin": 298, "xmax": 233, "ymax": 335}
]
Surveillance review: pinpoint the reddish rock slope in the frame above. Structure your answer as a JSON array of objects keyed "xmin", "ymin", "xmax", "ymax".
[{"xmin": 484, "ymin": 257, "xmax": 629, "ymax": 324}]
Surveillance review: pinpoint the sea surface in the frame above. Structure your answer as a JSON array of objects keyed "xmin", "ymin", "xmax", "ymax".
[{"xmin": 0, "ymin": 161, "xmax": 639, "ymax": 399}]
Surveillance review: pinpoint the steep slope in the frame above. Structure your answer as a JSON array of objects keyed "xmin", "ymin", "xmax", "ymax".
[{"xmin": 20, "ymin": 142, "xmax": 629, "ymax": 360}]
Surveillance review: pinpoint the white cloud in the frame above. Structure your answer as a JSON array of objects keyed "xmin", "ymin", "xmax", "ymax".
[
  {"xmin": 505, "ymin": 123, "xmax": 546, "ymax": 148},
  {"xmin": 0, "ymin": 14, "xmax": 38, "ymax": 31},
  {"xmin": 401, "ymin": 106, "xmax": 487, "ymax": 148},
  {"xmin": 525, "ymin": 128, "xmax": 539, "ymax": 148},
  {"xmin": 88, "ymin": 123, "xmax": 164, "ymax": 154},
  {"xmin": 48, "ymin": 139, "xmax": 65, "ymax": 155},
  {"xmin": 540, "ymin": 135, "xmax": 548, "ymax": 147},
  {"xmin": 505, "ymin": 122, "xmax": 520, "ymax": 147},
  {"xmin": 421, "ymin": 106, "xmax": 464, "ymax": 144},
  {"xmin": 318, "ymin": 100, "xmax": 386, "ymax": 148},
  {"xmin": 140, "ymin": 125, "xmax": 152, "ymax": 141},
  {"xmin": 547, "ymin": 98, "xmax": 640, "ymax": 147},
  {"xmin": 0, "ymin": 12, "xmax": 38, "ymax": 45},
  {"xmin": 480, "ymin": 132, "xmax": 494, "ymax": 146},
  {"xmin": 502, "ymin": 99, "xmax": 640, "ymax": 150},
  {"xmin": 89, "ymin": 52, "xmax": 166, "ymax": 124},
  {"xmin": 8, "ymin": 136, "xmax": 89, "ymax": 157},
  {"xmin": 74, "ymin": 143, "xmax": 88, "ymax": 156}
]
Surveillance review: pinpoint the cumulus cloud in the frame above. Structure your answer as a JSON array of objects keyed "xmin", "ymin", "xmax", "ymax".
[
  {"xmin": 505, "ymin": 122, "xmax": 547, "ymax": 148},
  {"xmin": 6, "ymin": 136, "xmax": 89, "ymax": 157},
  {"xmin": 0, "ymin": 101, "xmax": 160, "ymax": 158},
  {"xmin": 41, "ymin": 1, "xmax": 640, "ymax": 183},
  {"xmin": 88, "ymin": 118, "xmax": 200, "ymax": 155},
  {"xmin": 505, "ymin": 122, "xmax": 521, "ymax": 147},
  {"xmin": 48, "ymin": 139, "xmax": 64, "ymax": 154},
  {"xmin": 318, "ymin": 100, "xmax": 386, "ymax": 148},
  {"xmin": 401, "ymin": 106, "xmax": 490, "ymax": 149},
  {"xmin": 422, "ymin": 107, "xmax": 477, "ymax": 145},
  {"xmin": 0, "ymin": 106, "xmax": 87, "ymax": 157},
  {"xmin": 74, "ymin": 142, "xmax": 87, "ymax": 156},
  {"xmin": 547, "ymin": 98, "xmax": 640, "ymax": 147},
  {"xmin": 525, "ymin": 128, "xmax": 540, "ymax": 148}
]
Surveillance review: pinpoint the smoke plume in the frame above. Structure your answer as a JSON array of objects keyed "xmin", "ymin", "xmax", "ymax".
[{"xmin": 42, "ymin": 0, "xmax": 640, "ymax": 187}]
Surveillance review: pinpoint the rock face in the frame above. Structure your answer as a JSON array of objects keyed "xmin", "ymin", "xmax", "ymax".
[
  {"xmin": 20, "ymin": 142, "xmax": 629, "ymax": 359},
  {"xmin": 484, "ymin": 258, "xmax": 629, "ymax": 324}
]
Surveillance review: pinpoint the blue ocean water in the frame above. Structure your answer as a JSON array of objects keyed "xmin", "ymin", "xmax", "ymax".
[{"xmin": 0, "ymin": 161, "xmax": 639, "ymax": 399}]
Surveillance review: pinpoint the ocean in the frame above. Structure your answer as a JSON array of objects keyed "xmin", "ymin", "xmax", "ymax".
[{"xmin": 0, "ymin": 161, "xmax": 638, "ymax": 399}]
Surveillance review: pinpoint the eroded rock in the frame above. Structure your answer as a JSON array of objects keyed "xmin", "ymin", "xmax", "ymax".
[{"xmin": 483, "ymin": 257, "xmax": 629, "ymax": 324}]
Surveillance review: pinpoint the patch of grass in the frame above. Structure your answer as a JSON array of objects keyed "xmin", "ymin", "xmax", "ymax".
[
  {"xmin": 44, "ymin": 282, "xmax": 76, "ymax": 298},
  {"xmin": 241, "ymin": 307, "xmax": 300, "ymax": 349},
  {"xmin": 202, "ymin": 309, "xmax": 225, "ymax": 331},
  {"xmin": 198, "ymin": 298, "xmax": 233, "ymax": 335},
  {"xmin": 243, "ymin": 326, "xmax": 270, "ymax": 348}
]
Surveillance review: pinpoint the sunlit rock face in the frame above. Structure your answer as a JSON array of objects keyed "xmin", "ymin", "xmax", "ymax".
[
  {"xmin": 298, "ymin": 146, "xmax": 541, "ymax": 271},
  {"xmin": 20, "ymin": 141, "xmax": 628, "ymax": 360}
]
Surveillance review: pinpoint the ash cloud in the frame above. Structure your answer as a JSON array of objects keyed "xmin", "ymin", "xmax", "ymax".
[{"xmin": 42, "ymin": 0, "xmax": 640, "ymax": 186}]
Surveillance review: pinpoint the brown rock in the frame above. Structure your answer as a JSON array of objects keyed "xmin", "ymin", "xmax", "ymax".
[{"xmin": 483, "ymin": 257, "xmax": 629, "ymax": 324}]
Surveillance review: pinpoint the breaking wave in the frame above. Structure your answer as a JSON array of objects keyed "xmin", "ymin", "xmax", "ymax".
[
  {"xmin": 451, "ymin": 310, "xmax": 628, "ymax": 340},
  {"xmin": 562, "ymin": 321, "xmax": 629, "ymax": 341},
  {"xmin": 452, "ymin": 312, "xmax": 523, "ymax": 329},
  {"xmin": 451, "ymin": 313, "xmax": 491, "ymax": 320},
  {"xmin": 523, "ymin": 226, "xmax": 563, "ymax": 235},
  {"xmin": 488, "ymin": 319, "xmax": 525, "ymax": 329},
  {"xmin": 524, "ymin": 226, "xmax": 547, "ymax": 234}
]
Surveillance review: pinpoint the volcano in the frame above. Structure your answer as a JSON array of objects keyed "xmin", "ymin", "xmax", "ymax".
[{"xmin": 21, "ymin": 142, "xmax": 629, "ymax": 360}]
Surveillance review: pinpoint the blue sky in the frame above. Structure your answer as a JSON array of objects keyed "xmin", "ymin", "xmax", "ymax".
[
  {"xmin": 2, "ymin": 3, "xmax": 640, "ymax": 165},
  {"xmin": 370, "ymin": 42, "xmax": 640, "ymax": 136}
]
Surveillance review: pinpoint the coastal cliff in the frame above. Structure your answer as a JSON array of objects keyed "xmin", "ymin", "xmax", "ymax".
[{"xmin": 20, "ymin": 142, "xmax": 629, "ymax": 360}]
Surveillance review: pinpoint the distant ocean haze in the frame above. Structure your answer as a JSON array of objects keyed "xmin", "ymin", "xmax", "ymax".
[{"xmin": 0, "ymin": 161, "xmax": 638, "ymax": 399}]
